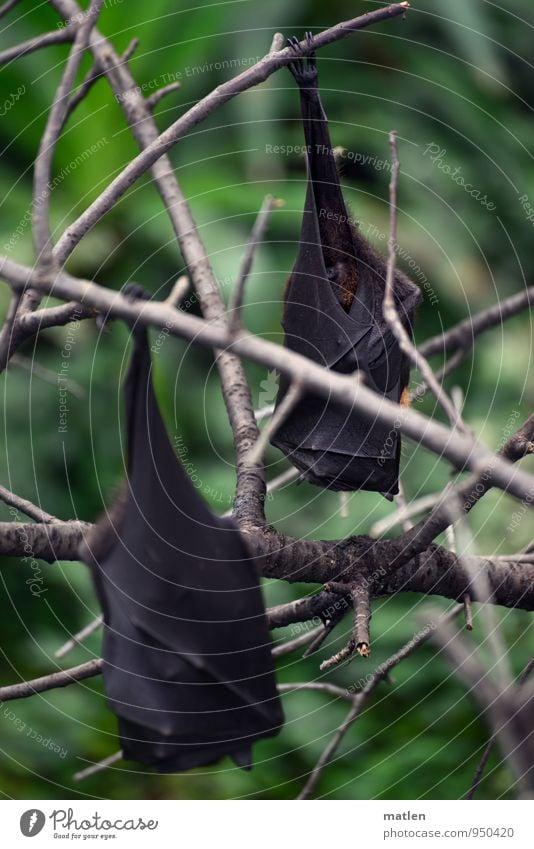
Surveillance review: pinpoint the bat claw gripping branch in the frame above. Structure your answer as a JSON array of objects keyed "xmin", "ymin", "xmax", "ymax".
[{"xmin": 287, "ymin": 32, "xmax": 317, "ymax": 85}]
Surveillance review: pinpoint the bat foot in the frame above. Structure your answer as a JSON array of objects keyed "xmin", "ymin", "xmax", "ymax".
[
  {"xmin": 287, "ymin": 32, "xmax": 317, "ymax": 86},
  {"xmin": 121, "ymin": 282, "xmax": 151, "ymax": 302}
]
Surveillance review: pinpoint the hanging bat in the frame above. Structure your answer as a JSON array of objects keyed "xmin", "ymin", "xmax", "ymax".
[
  {"xmin": 80, "ymin": 316, "xmax": 283, "ymax": 772},
  {"xmin": 270, "ymin": 34, "xmax": 422, "ymax": 497}
]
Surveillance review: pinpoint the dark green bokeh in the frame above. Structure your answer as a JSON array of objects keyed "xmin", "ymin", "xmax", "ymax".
[{"xmin": 0, "ymin": 0, "xmax": 532, "ymax": 800}]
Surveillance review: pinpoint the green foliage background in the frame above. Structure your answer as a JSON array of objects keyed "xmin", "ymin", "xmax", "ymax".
[{"xmin": 0, "ymin": 0, "xmax": 532, "ymax": 800}]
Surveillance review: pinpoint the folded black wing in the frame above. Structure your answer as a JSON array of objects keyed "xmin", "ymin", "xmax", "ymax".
[
  {"xmin": 271, "ymin": 62, "xmax": 421, "ymax": 495},
  {"xmin": 84, "ymin": 328, "xmax": 283, "ymax": 772}
]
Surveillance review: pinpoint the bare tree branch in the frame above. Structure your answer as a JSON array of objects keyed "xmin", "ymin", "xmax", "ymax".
[
  {"xmin": 429, "ymin": 609, "xmax": 534, "ymax": 799},
  {"xmin": 0, "ymin": 25, "xmax": 75, "ymax": 67},
  {"xmin": 73, "ymin": 749, "xmax": 123, "ymax": 782},
  {"xmin": 50, "ymin": 0, "xmax": 266, "ymax": 525},
  {"xmin": 0, "ymin": 0, "xmax": 21, "ymax": 19},
  {"xmin": 466, "ymin": 657, "xmax": 534, "ymax": 799},
  {"xmin": 11, "ymin": 353, "xmax": 86, "ymax": 399},
  {"xmin": 278, "ymin": 682, "xmax": 354, "ymax": 702},
  {"xmin": 371, "ymin": 491, "xmax": 442, "ymax": 537},
  {"xmin": 0, "ymin": 659, "xmax": 102, "ymax": 702},
  {"xmin": 145, "ymin": 81, "xmax": 181, "ymax": 111},
  {"xmin": 0, "ymin": 485, "xmax": 58, "ymax": 524},
  {"xmin": 245, "ymin": 380, "xmax": 304, "ymax": 467},
  {"xmin": 419, "ymin": 286, "xmax": 534, "ymax": 360},
  {"xmin": 2, "ymin": 258, "xmax": 533, "ymax": 505},
  {"xmin": 55, "ymin": 614, "xmax": 103, "ymax": 659},
  {"xmin": 298, "ymin": 604, "xmax": 463, "ymax": 799},
  {"xmin": 271, "ymin": 626, "xmax": 324, "ymax": 658},
  {"xmin": 384, "ymin": 131, "xmax": 467, "ymax": 433},
  {"xmin": 385, "ymin": 413, "xmax": 534, "ymax": 574},
  {"xmin": 64, "ymin": 38, "xmax": 140, "ymax": 124},
  {"xmin": 33, "ymin": 0, "xmax": 104, "ymax": 271},
  {"xmin": 228, "ymin": 194, "xmax": 279, "ymax": 335},
  {"xmin": 51, "ymin": 4, "xmax": 411, "ymax": 266}
]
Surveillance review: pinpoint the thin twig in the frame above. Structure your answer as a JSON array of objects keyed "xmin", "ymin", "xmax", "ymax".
[
  {"xmin": 0, "ymin": 484, "xmax": 58, "ymax": 524},
  {"xmin": 254, "ymin": 404, "xmax": 274, "ymax": 422},
  {"xmin": 371, "ymin": 492, "xmax": 442, "ymax": 537},
  {"xmin": 165, "ymin": 275, "xmax": 190, "ymax": 307},
  {"xmin": 272, "ymin": 626, "xmax": 324, "ymax": 658},
  {"xmin": 55, "ymin": 614, "xmax": 103, "ymax": 659},
  {"xmin": 420, "ymin": 286, "xmax": 534, "ymax": 360},
  {"xmin": 11, "ymin": 354, "xmax": 86, "ymax": 400},
  {"xmin": 463, "ymin": 594, "xmax": 474, "ymax": 631},
  {"xmin": 52, "ymin": 4, "xmax": 411, "ymax": 265},
  {"xmin": 466, "ymin": 657, "xmax": 534, "ymax": 799},
  {"xmin": 318, "ymin": 642, "xmax": 354, "ymax": 672},
  {"xmin": 278, "ymin": 682, "xmax": 354, "ymax": 702},
  {"xmin": 146, "ymin": 82, "xmax": 181, "ymax": 111},
  {"xmin": 338, "ymin": 491, "xmax": 349, "ymax": 519},
  {"xmin": 383, "ymin": 413, "xmax": 534, "ymax": 574},
  {"xmin": 320, "ymin": 576, "xmax": 372, "ymax": 668},
  {"xmin": 410, "ymin": 348, "xmax": 465, "ymax": 403},
  {"xmin": 33, "ymin": 0, "xmax": 104, "ymax": 270},
  {"xmin": 19, "ymin": 301, "xmax": 94, "ymax": 333},
  {"xmin": 429, "ymin": 610, "xmax": 534, "ymax": 800},
  {"xmin": 269, "ymin": 32, "xmax": 285, "ymax": 53},
  {"xmin": 383, "ymin": 131, "xmax": 468, "ymax": 434},
  {"xmin": 351, "ymin": 581, "xmax": 372, "ymax": 658},
  {"xmin": 0, "ymin": 26, "xmax": 75, "ymax": 67},
  {"xmin": 245, "ymin": 380, "xmax": 304, "ymax": 467},
  {"xmin": 0, "ymin": 659, "xmax": 102, "ymax": 702},
  {"xmin": 64, "ymin": 38, "xmax": 140, "ymax": 123},
  {"xmin": 446, "ymin": 503, "xmax": 474, "ymax": 632},
  {"xmin": 228, "ymin": 195, "xmax": 279, "ymax": 335},
  {"xmin": 0, "ymin": 0, "xmax": 21, "ymax": 19},
  {"xmin": 0, "ymin": 291, "xmax": 22, "ymax": 370},
  {"xmin": 393, "ymin": 479, "xmax": 415, "ymax": 531},
  {"xmin": 298, "ymin": 603, "xmax": 463, "ymax": 799},
  {"xmin": 494, "ymin": 553, "xmax": 534, "ymax": 563},
  {"xmin": 265, "ymin": 466, "xmax": 300, "ymax": 493},
  {"xmin": 303, "ymin": 611, "xmax": 347, "ymax": 658},
  {"xmin": 73, "ymin": 749, "xmax": 123, "ymax": 782}
]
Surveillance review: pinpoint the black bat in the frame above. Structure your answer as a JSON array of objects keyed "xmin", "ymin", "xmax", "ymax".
[
  {"xmin": 271, "ymin": 35, "xmax": 422, "ymax": 497},
  {"xmin": 80, "ymin": 319, "xmax": 283, "ymax": 772}
]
